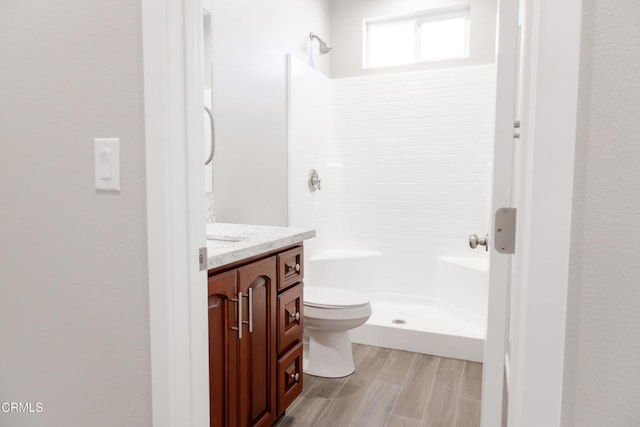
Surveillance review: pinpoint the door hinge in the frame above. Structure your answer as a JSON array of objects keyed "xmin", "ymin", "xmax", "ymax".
[
  {"xmin": 495, "ymin": 208, "xmax": 517, "ymax": 254},
  {"xmin": 199, "ymin": 247, "xmax": 208, "ymax": 271},
  {"xmin": 514, "ymin": 120, "xmax": 521, "ymax": 139}
]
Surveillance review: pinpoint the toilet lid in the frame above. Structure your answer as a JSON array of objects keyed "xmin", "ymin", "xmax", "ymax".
[{"xmin": 304, "ymin": 286, "xmax": 370, "ymax": 309}]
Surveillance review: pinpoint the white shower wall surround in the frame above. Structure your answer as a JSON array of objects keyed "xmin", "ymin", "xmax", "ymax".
[{"xmin": 288, "ymin": 56, "xmax": 496, "ymax": 360}]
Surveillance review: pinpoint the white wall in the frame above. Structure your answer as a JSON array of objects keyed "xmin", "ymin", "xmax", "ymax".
[
  {"xmin": 212, "ymin": 0, "xmax": 495, "ymax": 225},
  {"xmin": 562, "ymin": 0, "xmax": 640, "ymax": 425},
  {"xmin": 289, "ymin": 63, "xmax": 496, "ymax": 299},
  {"xmin": 211, "ymin": 0, "xmax": 331, "ymax": 226},
  {"xmin": 0, "ymin": 1, "xmax": 151, "ymax": 426},
  {"xmin": 329, "ymin": 0, "xmax": 497, "ymax": 78},
  {"xmin": 288, "ymin": 57, "xmax": 334, "ymax": 258}
]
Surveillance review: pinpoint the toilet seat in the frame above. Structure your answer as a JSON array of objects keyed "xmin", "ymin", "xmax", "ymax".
[{"xmin": 304, "ymin": 286, "xmax": 369, "ymax": 309}]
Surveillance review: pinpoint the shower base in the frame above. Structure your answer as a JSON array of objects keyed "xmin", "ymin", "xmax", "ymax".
[{"xmin": 350, "ymin": 294, "xmax": 485, "ymax": 362}]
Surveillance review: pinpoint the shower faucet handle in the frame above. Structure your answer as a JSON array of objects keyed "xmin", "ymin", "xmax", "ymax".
[
  {"xmin": 469, "ymin": 233, "xmax": 489, "ymax": 251},
  {"xmin": 308, "ymin": 169, "xmax": 321, "ymax": 192}
]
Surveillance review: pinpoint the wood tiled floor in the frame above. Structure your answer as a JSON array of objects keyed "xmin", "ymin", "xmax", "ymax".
[{"xmin": 275, "ymin": 344, "xmax": 482, "ymax": 427}]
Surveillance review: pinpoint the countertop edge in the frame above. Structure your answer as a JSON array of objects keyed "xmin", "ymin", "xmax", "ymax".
[{"xmin": 207, "ymin": 229, "xmax": 315, "ymax": 270}]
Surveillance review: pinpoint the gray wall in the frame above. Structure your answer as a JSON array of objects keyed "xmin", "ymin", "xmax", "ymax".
[
  {"xmin": 211, "ymin": 0, "xmax": 331, "ymax": 226},
  {"xmin": 562, "ymin": 0, "xmax": 640, "ymax": 425},
  {"xmin": 0, "ymin": 1, "xmax": 151, "ymax": 426},
  {"xmin": 329, "ymin": 0, "xmax": 497, "ymax": 78}
]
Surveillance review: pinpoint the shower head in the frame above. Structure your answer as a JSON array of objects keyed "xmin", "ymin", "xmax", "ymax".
[{"xmin": 309, "ymin": 32, "xmax": 332, "ymax": 55}]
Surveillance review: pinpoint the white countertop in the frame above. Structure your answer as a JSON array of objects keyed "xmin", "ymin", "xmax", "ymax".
[{"xmin": 206, "ymin": 223, "xmax": 315, "ymax": 270}]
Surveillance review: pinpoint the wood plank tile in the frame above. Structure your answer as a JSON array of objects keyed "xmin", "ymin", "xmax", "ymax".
[
  {"xmin": 351, "ymin": 380, "xmax": 401, "ymax": 427},
  {"xmin": 352, "ymin": 343, "xmax": 370, "ymax": 367},
  {"xmin": 439, "ymin": 357, "xmax": 465, "ymax": 372},
  {"xmin": 353, "ymin": 354, "xmax": 389, "ymax": 379},
  {"xmin": 461, "ymin": 362, "xmax": 482, "ymax": 400},
  {"xmin": 386, "ymin": 414, "xmax": 423, "ymax": 427},
  {"xmin": 302, "ymin": 373, "xmax": 317, "ymax": 397},
  {"xmin": 280, "ymin": 396, "xmax": 331, "ymax": 427},
  {"xmin": 273, "ymin": 415, "xmax": 294, "ymax": 426},
  {"xmin": 392, "ymin": 354, "xmax": 439, "ymax": 420},
  {"xmin": 285, "ymin": 391, "xmax": 305, "ymax": 413},
  {"xmin": 378, "ymin": 350, "xmax": 416, "ymax": 385},
  {"xmin": 303, "ymin": 374, "xmax": 347, "ymax": 399},
  {"xmin": 422, "ymin": 367, "xmax": 463, "ymax": 427},
  {"xmin": 456, "ymin": 398, "xmax": 481, "ymax": 427},
  {"xmin": 314, "ymin": 356, "xmax": 386, "ymax": 427},
  {"xmin": 368, "ymin": 345, "xmax": 394, "ymax": 359}
]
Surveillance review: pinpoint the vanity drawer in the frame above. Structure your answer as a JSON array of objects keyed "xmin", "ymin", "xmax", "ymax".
[
  {"xmin": 277, "ymin": 283, "xmax": 303, "ymax": 353},
  {"xmin": 276, "ymin": 342, "xmax": 303, "ymax": 415},
  {"xmin": 277, "ymin": 246, "xmax": 304, "ymax": 291}
]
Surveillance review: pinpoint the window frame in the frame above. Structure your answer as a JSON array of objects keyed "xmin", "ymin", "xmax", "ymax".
[{"xmin": 363, "ymin": 6, "xmax": 471, "ymax": 69}]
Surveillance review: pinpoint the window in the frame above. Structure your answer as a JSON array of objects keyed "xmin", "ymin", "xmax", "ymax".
[{"xmin": 364, "ymin": 8, "xmax": 470, "ymax": 69}]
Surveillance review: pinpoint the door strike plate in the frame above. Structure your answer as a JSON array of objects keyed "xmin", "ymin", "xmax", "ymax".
[
  {"xmin": 199, "ymin": 247, "xmax": 208, "ymax": 271},
  {"xmin": 494, "ymin": 208, "xmax": 516, "ymax": 254}
]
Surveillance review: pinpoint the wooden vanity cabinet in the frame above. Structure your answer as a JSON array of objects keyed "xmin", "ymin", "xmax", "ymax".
[{"xmin": 208, "ymin": 245, "xmax": 304, "ymax": 427}]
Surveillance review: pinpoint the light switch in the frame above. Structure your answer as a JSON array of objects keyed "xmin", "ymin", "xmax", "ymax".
[
  {"xmin": 98, "ymin": 149, "xmax": 112, "ymax": 179},
  {"xmin": 94, "ymin": 138, "xmax": 120, "ymax": 191}
]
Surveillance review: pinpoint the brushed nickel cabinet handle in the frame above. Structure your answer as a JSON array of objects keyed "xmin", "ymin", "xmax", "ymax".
[
  {"xmin": 289, "ymin": 372, "xmax": 300, "ymax": 382},
  {"xmin": 230, "ymin": 292, "xmax": 242, "ymax": 339},
  {"xmin": 241, "ymin": 289, "xmax": 253, "ymax": 333},
  {"xmin": 247, "ymin": 288, "xmax": 253, "ymax": 333}
]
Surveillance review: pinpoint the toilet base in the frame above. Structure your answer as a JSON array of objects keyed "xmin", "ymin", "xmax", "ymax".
[{"xmin": 303, "ymin": 329, "xmax": 355, "ymax": 378}]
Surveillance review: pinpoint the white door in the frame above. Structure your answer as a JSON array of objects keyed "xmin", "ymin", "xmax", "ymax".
[{"xmin": 479, "ymin": 0, "xmax": 521, "ymax": 425}]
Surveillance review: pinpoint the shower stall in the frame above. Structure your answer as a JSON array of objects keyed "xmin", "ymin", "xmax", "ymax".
[{"xmin": 288, "ymin": 56, "xmax": 496, "ymax": 362}]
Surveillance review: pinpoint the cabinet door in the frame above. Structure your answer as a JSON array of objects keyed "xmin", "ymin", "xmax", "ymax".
[
  {"xmin": 208, "ymin": 270, "xmax": 239, "ymax": 427},
  {"xmin": 237, "ymin": 257, "xmax": 277, "ymax": 427}
]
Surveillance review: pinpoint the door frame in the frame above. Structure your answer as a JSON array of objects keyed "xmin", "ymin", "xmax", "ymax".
[
  {"xmin": 142, "ymin": 0, "xmax": 209, "ymax": 427},
  {"xmin": 504, "ymin": 0, "xmax": 583, "ymax": 426},
  {"xmin": 141, "ymin": 1, "xmax": 584, "ymax": 426}
]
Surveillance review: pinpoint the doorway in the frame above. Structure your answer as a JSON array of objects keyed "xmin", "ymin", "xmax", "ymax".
[{"xmin": 141, "ymin": 0, "xmax": 583, "ymax": 425}]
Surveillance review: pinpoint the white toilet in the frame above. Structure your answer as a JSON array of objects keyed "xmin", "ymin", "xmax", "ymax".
[{"xmin": 303, "ymin": 286, "xmax": 372, "ymax": 378}]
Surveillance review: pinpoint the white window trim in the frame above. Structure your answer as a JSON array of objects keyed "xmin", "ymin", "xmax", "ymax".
[{"xmin": 363, "ymin": 6, "xmax": 471, "ymax": 69}]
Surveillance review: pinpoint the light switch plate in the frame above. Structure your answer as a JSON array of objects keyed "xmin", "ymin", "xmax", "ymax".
[{"xmin": 94, "ymin": 138, "xmax": 120, "ymax": 191}]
